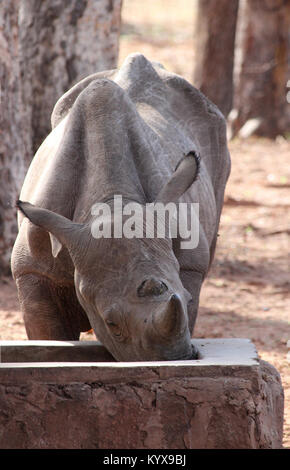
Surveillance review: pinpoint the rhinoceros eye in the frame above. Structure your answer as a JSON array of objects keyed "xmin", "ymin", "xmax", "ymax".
[
  {"xmin": 105, "ymin": 319, "xmax": 122, "ymax": 337},
  {"xmin": 137, "ymin": 278, "xmax": 168, "ymax": 297}
]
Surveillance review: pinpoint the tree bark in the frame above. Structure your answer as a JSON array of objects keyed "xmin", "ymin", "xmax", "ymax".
[
  {"xmin": 193, "ymin": 0, "xmax": 239, "ymax": 117},
  {"xmin": 19, "ymin": 0, "xmax": 123, "ymax": 154},
  {"xmin": 232, "ymin": 0, "xmax": 290, "ymax": 138},
  {"xmin": 0, "ymin": 0, "xmax": 122, "ymax": 275},
  {"xmin": 0, "ymin": 0, "xmax": 29, "ymax": 275}
]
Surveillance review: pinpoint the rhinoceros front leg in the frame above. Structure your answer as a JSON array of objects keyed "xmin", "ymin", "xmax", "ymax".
[
  {"xmin": 179, "ymin": 269, "xmax": 203, "ymax": 335},
  {"xmin": 15, "ymin": 274, "xmax": 91, "ymax": 340}
]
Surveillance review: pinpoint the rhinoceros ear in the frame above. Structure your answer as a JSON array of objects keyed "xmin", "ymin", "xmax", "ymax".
[
  {"xmin": 155, "ymin": 151, "xmax": 200, "ymax": 204},
  {"xmin": 16, "ymin": 200, "xmax": 84, "ymax": 257}
]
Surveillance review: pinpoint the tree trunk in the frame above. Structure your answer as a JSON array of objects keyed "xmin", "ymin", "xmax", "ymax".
[
  {"xmin": 193, "ymin": 0, "xmax": 239, "ymax": 117},
  {"xmin": 0, "ymin": 0, "xmax": 122, "ymax": 275},
  {"xmin": 19, "ymin": 0, "xmax": 123, "ymax": 154},
  {"xmin": 0, "ymin": 0, "xmax": 29, "ymax": 275},
  {"xmin": 232, "ymin": 0, "xmax": 290, "ymax": 138}
]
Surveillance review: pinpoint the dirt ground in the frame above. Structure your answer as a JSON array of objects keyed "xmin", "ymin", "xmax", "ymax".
[{"xmin": 0, "ymin": 0, "xmax": 289, "ymax": 448}]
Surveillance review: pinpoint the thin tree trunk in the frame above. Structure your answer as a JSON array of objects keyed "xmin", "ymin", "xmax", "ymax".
[
  {"xmin": 232, "ymin": 0, "xmax": 290, "ymax": 138},
  {"xmin": 0, "ymin": 0, "xmax": 122, "ymax": 275},
  {"xmin": 0, "ymin": 0, "xmax": 29, "ymax": 275},
  {"xmin": 193, "ymin": 0, "xmax": 239, "ymax": 117}
]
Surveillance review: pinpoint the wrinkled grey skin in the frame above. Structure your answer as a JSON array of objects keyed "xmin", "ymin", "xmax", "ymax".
[{"xmin": 11, "ymin": 54, "xmax": 231, "ymax": 361}]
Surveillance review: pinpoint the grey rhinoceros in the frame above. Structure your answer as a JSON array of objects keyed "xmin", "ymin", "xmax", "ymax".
[{"xmin": 11, "ymin": 53, "xmax": 230, "ymax": 361}]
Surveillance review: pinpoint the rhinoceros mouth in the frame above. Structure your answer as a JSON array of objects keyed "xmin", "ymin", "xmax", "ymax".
[
  {"xmin": 155, "ymin": 342, "xmax": 198, "ymax": 362},
  {"xmin": 190, "ymin": 343, "xmax": 199, "ymax": 360}
]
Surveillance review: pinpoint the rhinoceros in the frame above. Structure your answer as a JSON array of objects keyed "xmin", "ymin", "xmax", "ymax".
[{"xmin": 11, "ymin": 53, "xmax": 231, "ymax": 361}]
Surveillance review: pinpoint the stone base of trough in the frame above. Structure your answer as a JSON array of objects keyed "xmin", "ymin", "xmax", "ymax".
[{"xmin": 0, "ymin": 339, "xmax": 284, "ymax": 449}]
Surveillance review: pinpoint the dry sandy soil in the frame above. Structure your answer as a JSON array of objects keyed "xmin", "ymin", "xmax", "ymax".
[{"xmin": 0, "ymin": 0, "xmax": 289, "ymax": 448}]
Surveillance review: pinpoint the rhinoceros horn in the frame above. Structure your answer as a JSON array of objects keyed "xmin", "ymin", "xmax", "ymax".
[{"xmin": 153, "ymin": 293, "xmax": 187, "ymax": 338}]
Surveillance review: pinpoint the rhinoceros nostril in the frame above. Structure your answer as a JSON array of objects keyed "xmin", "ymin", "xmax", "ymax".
[{"xmin": 137, "ymin": 278, "xmax": 168, "ymax": 297}]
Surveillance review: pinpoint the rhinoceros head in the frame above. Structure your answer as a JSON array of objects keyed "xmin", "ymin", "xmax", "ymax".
[
  {"xmin": 74, "ymin": 232, "xmax": 193, "ymax": 361},
  {"xmin": 17, "ymin": 153, "xmax": 199, "ymax": 361}
]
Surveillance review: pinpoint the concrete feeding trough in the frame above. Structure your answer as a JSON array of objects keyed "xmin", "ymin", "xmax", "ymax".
[{"xmin": 0, "ymin": 338, "xmax": 284, "ymax": 449}]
